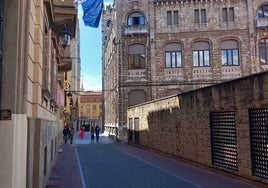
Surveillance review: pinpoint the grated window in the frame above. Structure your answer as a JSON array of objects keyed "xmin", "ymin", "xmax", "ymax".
[
  {"xmin": 210, "ymin": 111, "xmax": 238, "ymax": 171},
  {"xmin": 249, "ymin": 108, "xmax": 268, "ymax": 180}
]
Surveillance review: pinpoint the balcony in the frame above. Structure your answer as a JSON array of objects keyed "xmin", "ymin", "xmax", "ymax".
[
  {"xmin": 124, "ymin": 25, "xmax": 148, "ymax": 35},
  {"xmin": 256, "ymin": 18, "xmax": 268, "ymax": 28},
  {"xmin": 53, "ymin": 0, "xmax": 77, "ymax": 37}
]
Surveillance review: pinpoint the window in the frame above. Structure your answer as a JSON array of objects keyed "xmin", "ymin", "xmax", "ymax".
[
  {"xmin": 128, "ymin": 12, "xmax": 145, "ymax": 26},
  {"xmin": 174, "ymin": 11, "xmax": 179, "ymax": 24},
  {"xmin": 201, "ymin": 9, "xmax": 206, "ymax": 23},
  {"xmin": 258, "ymin": 5, "xmax": 268, "ymax": 18},
  {"xmin": 229, "ymin": 8, "xmax": 234, "ymax": 21},
  {"xmin": 194, "ymin": 9, "xmax": 199, "ymax": 23},
  {"xmin": 86, "ymin": 106, "xmax": 90, "ymax": 116},
  {"xmin": 128, "ymin": 90, "xmax": 146, "ymax": 106},
  {"xmin": 259, "ymin": 38, "xmax": 268, "ymax": 64},
  {"xmin": 222, "ymin": 8, "xmax": 227, "ymax": 22},
  {"xmin": 194, "ymin": 9, "xmax": 206, "ymax": 24},
  {"xmin": 107, "ymin": 20, "xmax": 112, "ymax": 27},
  {"xmin": 128, "ymin": 44, "xmax": 146, "ymax": 69},
  {"xmin": 167, "ymin": 11, "xmax": 172, "ymax": 25},
  {"xmin": 165, "ymin": 43, "xmax": 182, "ymax": 68},
  {"xmin": 221, "ymin": 40, "xmax": 239, "ymax": 66},
  {"xmin": 222, "ymin": 7, "xmax": 235, "ymax": 22},
  {"xmin": 193, "ymin": 41, "xmax": 210, "ymax": 67},
  {"xmin": 167, "ymin": 10, "xmax": 179, "ymax": 25}
]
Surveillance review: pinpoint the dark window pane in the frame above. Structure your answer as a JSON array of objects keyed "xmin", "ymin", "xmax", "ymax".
[
  {"xmin": 201, "ymin": 9, "xmax": 206, "ymax": 23},
  {"xmin": 222, "ymin": 8, "xmax": 227, "ymax": 22},
  {"xmin": 229, "ymin": 7, "xmax": 234, "ymax": 21},
  {"xmin": 133, "ymin": 17, "xmax": 140, "ymax": 25},
  {"xmin": 167, "ymin": 11, "xmax": 172, "ymax": 25},
  {"xmin": 194, "ymin": 9, "xmax": 199, "ymax": 23},
  {"xmin": 174, "ymin": 11, "xmax": 179, "ymax": 25},
  {"xmin": 259, "ymin": 39, "xmax": 268, "ymax": 64}
]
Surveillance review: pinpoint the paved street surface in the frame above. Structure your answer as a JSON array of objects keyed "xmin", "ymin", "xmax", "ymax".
[{"xmin": 46, "ymin": 132, "xmax": 264, "ymax": 188}]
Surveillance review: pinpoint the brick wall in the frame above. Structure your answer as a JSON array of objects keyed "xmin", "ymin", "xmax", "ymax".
[{"xmin": 127, "ymin": 71, "xmax": 268, "ymax": 185}]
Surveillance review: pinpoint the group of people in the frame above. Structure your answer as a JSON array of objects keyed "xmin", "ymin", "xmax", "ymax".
[
  {"xmin": 63, "ymin": 125, "xmax": 101, "ymax": 144},
  {"xmin": 62, "ymin": 125, "xmax": 75, "ymax": 144}
]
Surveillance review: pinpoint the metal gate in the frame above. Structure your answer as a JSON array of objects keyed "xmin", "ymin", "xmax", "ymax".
[
  {"xmin": 249, "ymin": 108, "xmax": 268, "ymax": 180},
  {"xmin": 128, "ymin": 118, "xmax": 134, "ymax": 142},
  {"xmin": 210, "ymin": 111, "xmax": 238, "ymax": 171}
]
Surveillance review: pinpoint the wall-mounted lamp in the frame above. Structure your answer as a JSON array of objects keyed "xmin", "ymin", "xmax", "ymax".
[
  {"xmin": 66, "ymin": 92, "xmax": 72, "ymax": 98},
  {"xmin": 50, "ymin": 22, "xmax": 72, "ymax": 49}
]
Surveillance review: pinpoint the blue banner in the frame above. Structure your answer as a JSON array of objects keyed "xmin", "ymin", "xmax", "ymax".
[{"xmin": 82, "ymin": 0, "xmax": 103, "ymax": 28}]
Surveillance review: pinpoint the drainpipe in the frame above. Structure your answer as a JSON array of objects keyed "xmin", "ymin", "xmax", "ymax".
[{"xmin": 0, "ymin": 0, "xmax": 3, "ymax": 102}]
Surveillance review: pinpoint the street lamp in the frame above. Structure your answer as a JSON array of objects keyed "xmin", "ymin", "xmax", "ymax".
[{"xmin": 50, "ymin": 22, "xmax": 72, "ymax": 49}]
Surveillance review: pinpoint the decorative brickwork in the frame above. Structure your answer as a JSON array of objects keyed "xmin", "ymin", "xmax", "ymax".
[{"xmin": 102, "ymin": 0, "xmax": 268, "ymax": 142}]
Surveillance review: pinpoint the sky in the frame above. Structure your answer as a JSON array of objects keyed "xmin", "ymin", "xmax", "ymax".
[{"xmin": 78, "ymin": 0, "xmax": 114, "ymax": 91}]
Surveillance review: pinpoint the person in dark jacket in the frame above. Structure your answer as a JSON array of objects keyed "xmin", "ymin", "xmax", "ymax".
[
  {"xmin": 95, "ymin": 125, "xmax": 100, "ymax": 143},
  {"xmin": 63, "ymin": 126, "xmax": 70, "ymax": 144}
]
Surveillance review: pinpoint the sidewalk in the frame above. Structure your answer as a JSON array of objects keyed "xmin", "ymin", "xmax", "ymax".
[{"xmin": 46, "ymin": 144, "xmax": 83, "ymax": 188}]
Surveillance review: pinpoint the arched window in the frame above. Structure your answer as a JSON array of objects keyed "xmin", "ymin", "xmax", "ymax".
[
  {"xmin": 259, "ymin": 38, "xmax": 268, "ymax": 64},
  {"xmin": 165, "ymin": 43, "xmax": 182, "ymax": 68},
  {"xmin": 128, "ymin": 44, "xmax": 146, "ymax": 69},
  {"xmin": 127, "ymin": 12, "xmax": 145, "ymax": 26},
  {"xmin": 128, "ymin": 90, "xmax": 146, "ymax": 106},
  {"xmin": 258, "ymin": 5, "xmax": 268, "ymax": 18},
  {"xmin": 221, "ymin": 40, "xmax": 239, "ymax": 66},
  {"xmin": 193, "ymin": 41, "xmax": 210, "ymax": 67}
]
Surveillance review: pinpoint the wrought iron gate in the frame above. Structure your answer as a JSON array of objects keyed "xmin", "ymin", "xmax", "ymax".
[
  {"xmin": 210, "ymin": 111, "xmax": 238, "ymax": 171},
  {"xmin": 249, "ymin": 108, "xmax": 268, "ymax": 180}
]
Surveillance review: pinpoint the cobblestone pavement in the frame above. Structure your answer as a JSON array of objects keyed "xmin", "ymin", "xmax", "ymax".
[{"xmin": 46, "ymin": 132, "xmax": 264, "ymax": 188}]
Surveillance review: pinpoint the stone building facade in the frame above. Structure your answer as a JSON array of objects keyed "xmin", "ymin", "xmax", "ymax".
[
  {"xmin": 102, "ymin": 0, "xmax": 268, "ymax": 140},
  {"xmin": 0, "ymin": 0, "xmax": 79, "ymax": 187}
]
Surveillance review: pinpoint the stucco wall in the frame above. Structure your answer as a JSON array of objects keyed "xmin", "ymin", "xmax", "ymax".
[{"xmin": 127, "ymin": 71, "xmax": 268, "ymax": 185}]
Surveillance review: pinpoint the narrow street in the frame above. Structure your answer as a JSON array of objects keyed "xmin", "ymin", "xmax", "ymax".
[{"xmin": 47, "ymin": 132, "xmax": 261, "ymax": 188}]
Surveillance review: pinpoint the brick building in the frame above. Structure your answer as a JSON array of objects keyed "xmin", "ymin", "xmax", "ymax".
[{"xmin": 102, "ymin": 0, "xmax": 268, "ymax": 140}]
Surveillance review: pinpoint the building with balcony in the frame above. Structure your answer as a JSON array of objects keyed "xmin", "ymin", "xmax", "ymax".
[
  {"xmin": 0, "ymin": 0, "xmax": 79, "ymax": 187},
  {"xmin": 102, "ymin": 0, "xmax": 268, "ymax": 141}
]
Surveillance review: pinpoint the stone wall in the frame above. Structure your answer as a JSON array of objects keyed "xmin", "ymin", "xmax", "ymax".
[{"xmin": 127, "ymin": 71, "xmax": 268, "ymax": 185}]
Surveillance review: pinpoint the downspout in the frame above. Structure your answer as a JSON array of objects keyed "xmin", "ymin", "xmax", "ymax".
[
  {"xmin": 246, "ymin": 0, "xmax": 255, "ymax": 74},
  {"xmin": 20, "ymin": 0, "xmax": 30, "ymax": 115},
  {"xmin": 0, "ymin": 0, "xmax": 3, "ymax": 103}
]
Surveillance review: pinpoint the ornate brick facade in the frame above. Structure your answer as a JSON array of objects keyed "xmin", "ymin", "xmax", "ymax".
[{"xmin": 102, "ymin": 0, "xmax": 268, "ymax": 140}]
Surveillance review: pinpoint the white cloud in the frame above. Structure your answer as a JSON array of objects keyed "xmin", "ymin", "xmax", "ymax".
[{"xmin": 82, "ymin": 74, "xmax": 102, "ymax": 91}]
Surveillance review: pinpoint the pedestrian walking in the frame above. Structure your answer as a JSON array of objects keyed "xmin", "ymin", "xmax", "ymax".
[
  {"xmin": 90, "ymin": 126, "xmax": 95, "ymax": 143},
  {"xmin": 95, "ymin": 125, "xmax": 100, "ymax": 143},
  {"xmin": 69, "ymin": 126, "xmax": 75, "ymax": 144},
  {"xmin": 63, "ymin": 126, "xmax": 70, "ymax": 144},
  {"xmin": 79, "ymin": 127, "xmax": 85, "ymax": 138}
]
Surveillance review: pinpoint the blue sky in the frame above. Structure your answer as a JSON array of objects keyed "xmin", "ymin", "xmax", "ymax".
[{"xmin": 78, "ymin": 0, "xmax": 114, "ymax": 91}]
